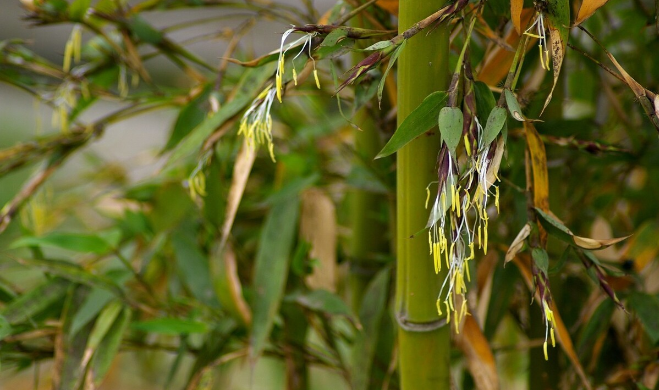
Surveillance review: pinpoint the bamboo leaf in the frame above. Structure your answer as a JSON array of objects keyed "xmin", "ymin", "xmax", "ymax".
[
  {"xmin": 128, "ymin": 15, "xmax": 163, "ymax": 44},
  {"xmin": 504, "ymin": 89, "xmax": 525, "ymax": 121},
  {"xmin": 577, "ymin": 299, "xmax": 614, "ymax": 355},
  {"xmin": 542, "ymin": 0, "xmax": 570, "ymax": 114},
  {"xmin": 0, "ymin": 315, "xmax": 12, "ymax": 341},
  {"xmin": 376, "ymin": 91, "xmax": 448, "ymax": 158},
  {"xmin": 294, "ymin": 289, "xmax": 354, "ymax": 319},
  {"xmin": 351, "ymin": 268, "xmax": 390, "ymax": 390},
  {"xmin": 575, "ymin": 0, "xmax": 609, "ymax": 25},
  {"xmin": 457, "ymin": 316, "xmax": 499, "ymax": 390},
  {"xmin": 164, "ymin": 88, "xmax": 210, "ymax": 151},
  {"xmin": 172, "ymin": 232, "xmax": 218, "ymax": 307},
  {"xmin": 628, "ymin": 292, "xmax": 659, "ymax": 344},
  {"xmin": 512, "ymin": 255, "xmax": 592, "ymax": 390},
  {"xmin": 250, "ymin": 197, "xmax": 299, "ymax": 360},
  {"xmin": 68, "ymin": 0, "xmax": 91, "ymax": 20},
  {"xmin": 81, "ymin": 301, "xmax": 123, "ymax": 369},
  {"xmin": 483, "ymin": 107, "xmax": 507, "ymax": 146},
  {"xmin": 473, "ymin": 81, "xmax": 496, "ymax": 124},
  {"xmin": 1, "ymin": 278, "xmax": 70, "ymax": 324},
  {"xmin": 70, "ymin": 289, "xmax": 114, "ymax": 337},
  {"xmin": 438, "ymin": 106, "xmax": 464, "ymax": 156},
  {"xmin": 531, "ymin": 248, "xmax": 549, "ymax": 275},
  {"xmin": 378, "ymin": 40, "xmax": 406, "ymax": 106},
  {"xmin": 321, "ymin": 28, "xmax": 350, "ymax": 47},
  {"xmin": 505, "ymin": 224, "xmax": 531, "ymax": 264},
  {"xmin": 12, "ymin": 232, "xmax": 112, "ymax": 254},
  {"xmin": 88, "ymin": 306, "xmax": 131, "ymax": 387},
  {"xmin": 526, "ymin": 120, "xmax": 550, "ymax": 247},
  {"xmin": 213, "ymin": 244, "xmax": 252, "ymax": 326},
  {"xmin": 511, "ymin": 0, "xmax": 524, "ymax": 34},
  {"xmin": 132, "ymin": 318, "xmax": 208, "ymax": 335},
  {"xmin": 535, "ymin": 208, "xmax": 631, "ymax": 250}
]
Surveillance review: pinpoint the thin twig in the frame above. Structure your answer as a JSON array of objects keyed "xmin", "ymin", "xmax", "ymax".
[{"xmin": 567, "ymin": 42, "xmax": 625, "ymax": 83}]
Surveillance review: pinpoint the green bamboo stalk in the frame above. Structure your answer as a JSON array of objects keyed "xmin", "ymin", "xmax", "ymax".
[{"xmin": 396, "ymin": 0, "xmax": 450, "ymax": 388}]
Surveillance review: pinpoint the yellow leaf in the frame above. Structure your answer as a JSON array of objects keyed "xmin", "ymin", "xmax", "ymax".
[
  {"xmin": 575, "ymin": 0, "xmax": 609, "ymax": 26},
  {"xmin": 457, "ymin": 316, "xmax": 499, "ymax": 390},
  {"xmin": 525, "ymin": 122, "xmax": 549, "ymax": 244},
  {"xmin": 478, "ymin": 9, "xmax": 535, "ymax": 86},
  {"xmin": 511, "ymin": 0, "xmax": 524, "ymax": 34}
]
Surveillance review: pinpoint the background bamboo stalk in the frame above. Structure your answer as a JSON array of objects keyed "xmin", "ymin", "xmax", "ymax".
[{"xmin": 395, "ymin": 0, "xmax": 451, "ymax": 388}]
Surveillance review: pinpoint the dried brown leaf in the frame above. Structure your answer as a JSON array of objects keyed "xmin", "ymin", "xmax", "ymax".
[
  {"xmin": 505, "ymin": 224, "xmax": 531, "ymax": 264},
  {"xmin": 575, "ymin": 0, "xmax": 609, "ymax": 26},
  {"xmin": 572, "ymin": 235, "xmax": 630, "ymax": 250},
  {"xmin": 511, "ymin": 0, "xmax": 524, "ymax": 34}
]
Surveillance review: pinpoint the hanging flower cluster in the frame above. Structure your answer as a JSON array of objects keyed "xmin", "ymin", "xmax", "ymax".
[
  {"xmin": 238, "ymin": 28, "xmax": 320, "ymax": 161},
  {"xmin": 524, "ymin": 11, "xmax": 551, "ymax": 71},
  {"xmin": 427, "ymin": 92, "xmax": 503, "ymax": 333}
]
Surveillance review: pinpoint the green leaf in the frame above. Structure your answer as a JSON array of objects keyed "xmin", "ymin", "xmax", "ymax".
[
  {"xmin": 320, "ymin": 28, "xmax": 349, "ymax": 47},
  {"xmin": 474, "ymin": 81, "xmax": 496, "ymax": 124},
  {"xmin": 12, "ymin": 232, "xmax": 112, "ymax": 254},
  {"xmin": 438, "ymin": 106, "xmax": 463, "ymax": 157},
  {"xmin": 10, "ymin": 258, "xmax": 124, "ymax": 296},
  {"xmin": 376, "ymin": 91, "xmax": 448, "ymax": 158},
  {"xmin": 68, "ymin": 0, "xmax": 91, "ymax": 20},
  {"xmin": 534, "ymin": 208, "xmax": 574, "ymax": 243},
  {"xmin": 250, "ymin": 197, "xmax": 300, "ymax": 360},
  {"xmin": 483, "ymin": 107, "xmax": 507, "ymax": 146},
  {"xmin": 294, "ymin": 289, "xmax": 354, "ymax": 319},
  {"xmin": 132, "ymin": 318, "xmax": 208, "ymax": 335},
  {"xmin": 85, "ymin": 301, "xmax": 123, "ymax": 351},
  {"xmin": 164, "ymin": 88, "xmax": 210, "ymax": 151},
  {"xmin": 363, "ymin": 40, "xmax": 393, "ymax": 51},
  {"xmin": 504, "ymin": 89, "xmax": 525, "ymax": 121},
  {"xmin": 70, "ymin": 289, "xmax": 114, "ymax": 337},
  {"xmin": 628, "ymin": 292, "xmax": 659, "ymax": 344},
  {"xmin": 377, "ymin": 40, "xmax": 405, "ymax": 106},
  {"xmin": 351, "ymin": 268, "xmax": 390, "ymax": 390},
  {"xmin": 128, "ymin": 15, "xmax": 163, "ymax": 45},
  {"xmin": 1, "ymin": 278, "xmax": 69, "ymax": 324},
  {"xmin": 172, "ymin": 231, "xmax": 218, "ymax": 307},
  {"xmin": 89, "ymin": 307, "xmax": 131, "ymax": 386},
  {"xmin": 531, "ymin": 248, "xmax": 549, "ymax": 275},
  {"xmin": 577, "ymin": 298, "xmax": 614, "ymax": 355},
  {"xmin": 549, "ymin": 246, "xmax": 571, "ymax": 274},
  {"xmin": 0, "ymin": 315, "xmax": 12, "ymax": 341}
]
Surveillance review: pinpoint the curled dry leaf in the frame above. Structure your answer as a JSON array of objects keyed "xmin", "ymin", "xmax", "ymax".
[
  {"xmin": 541, "ymin": 0, "xmax": 570, "ymax": 115},
  {"xmin": 572, "ymin": 235, "xmax": 630, "ymax": 250},
  {"xmin": 575, "ymin": 0, "xmax": 609, "ymax": 26},
  {"xmin": 505, "ymin": 223, "xmax": 531, "ymax": 264},
  {"xmin": 485, "ymin": 139, "xmax": 505, "ymax": 193}
]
